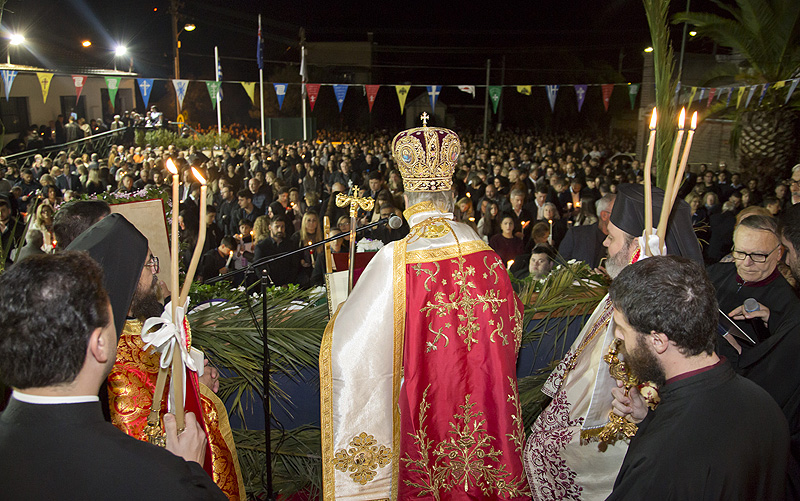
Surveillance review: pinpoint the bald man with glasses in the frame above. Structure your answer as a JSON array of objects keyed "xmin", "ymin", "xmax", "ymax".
[{"xmin": 708, "ymin": 214, "xmax": 800, "ymax": 482}]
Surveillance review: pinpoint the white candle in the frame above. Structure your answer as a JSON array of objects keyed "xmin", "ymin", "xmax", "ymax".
[
  {"xmin": 178, "ymin": 167, "xmax": 207, "ymax": 306},
  {"xmin": 548, "ymin": 219, "xmax": 553, "ymax": 242},
  {"xmin": 643, "ymin": 108, "xmax": 657, "ymax": 254},
  {"xmin": 226, "ymin": 250, "xmax": 234, "ymax": 267},
  {"xmin": 165, "ymin": 158, "xmax": 180, "ymax": 321},
  {"xmin": 670, "ymin": 111, "xmax": 698, "ymax": 210},
  {"xmin": 657, "ymin": 108, "xmax": 686, "ymax": 251}
]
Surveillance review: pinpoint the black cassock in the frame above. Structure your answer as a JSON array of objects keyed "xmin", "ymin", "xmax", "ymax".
[
  {"xmin": 608, "ymin": 362, "xmax": 789, "ymax": 501},
  {"xmin": 708, "ymin": 262, "xmax": 800, "ymax": 463}
]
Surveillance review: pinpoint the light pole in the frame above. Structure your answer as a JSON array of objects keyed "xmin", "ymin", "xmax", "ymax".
[
  {"xmin": 114, "ymin": 44, "xmax": 127, "ymax": 72},
  {"xmin": 170, "ymin": 0, "xmax": 195, "ymax": 79},
  {"xmin": 7, "ymin": 33, "xmax": 24, "ymax": 65}
]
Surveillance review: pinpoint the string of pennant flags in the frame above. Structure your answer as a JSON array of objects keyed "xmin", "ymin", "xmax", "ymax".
[{"xmin": 1, "ymin": 69, "xmax": 798, "ymax": 116}]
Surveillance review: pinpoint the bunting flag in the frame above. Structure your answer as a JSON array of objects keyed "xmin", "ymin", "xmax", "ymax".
[
  {"xmin": 488, "ymin": 86, "xmax": 502, "ymax": 113},
  {"xmin": 1, "ymin": 70, "xmax": 17, "ymax": 101},
  {"xmin": 545, "ymin": 85, "xmax": 559, "ymax": 113},
  {"xmin": 216, "ymin": 59, "xmax": 223, "ymax": 102},
  {"xmin": 307, "ymin": 83, "xmax": 321, "ymax": 111},
  {"xmin": 736, "ymin": 86, "xmax": 746, "ymax": 108},
  {"xmin": 744, "ymin": 85, "xmax": 757, "ymax": 108},
  {"xmin": 726, "ymin": 87, "xmax": 733, "ymax": 107},
  {"xmin": 786, "ymin": 79, "xmax": 799, "ymax": 104},
  {"xmin": 105, "ymin": 77, "xmax": 121, "ymax": 110},
  {"xmin": 365, "ymin": 85, "xmax": 380, "ymax": 112},
  {"xmin": 273, "ymin": 83, "xmax": 287, "ymax": 110},
  {"xmin": 601, "ymin": 84, "xmax": 614, "ymax": 111},
  {"xmin": 758, "ymin": 83, "xmax": 769, "ymax": 106},
  {"xmin": 172, "ymin": 79, "xmax": 189, "ymax": 111},
  {"xmin": 137, "ymin": 78, "xmax": 154, "ymax": 108},
  {"xmin": 427, "ymin": 85, "xmax": 441, "ymax": 112},
  {"xmin": 459, "ymin": 85, "xmax": 475, "ymax": 98},
  {"xmin": 72, "ymin": 75, "xmax": 87, "ymax": 104},
  {"xmin": 574, "ymin": 84, "xmax": 587, "ymax": 112},
  {"xmin": 333, "ymin": 84, "xmax": 348, "ymax": 112},
  {"xmin": 516, "ymin": 85, "xmax": 531, "ymax": 96},
  {"xmin": 706, "ymin": 88, "xmax": 716, "ymax": 107},
  {"xmin": 206, "ymin": 81, "xmax": 222, "ymax": 109},
  {"xmin": 395, "ymin": 85, "xmax": 410, "ymax": 114},
  {"xmin": 688, "ymin": 86, "xmax": 698, "ymax": 105},
  {"xmin": 628, "ymin": 83, "xmax": 640, "ymax": 110},
  {"xmin": 299, "ymin": 46, "xmax": 307, "ymax": 81},
  {"xmin": 36, "ymin": 72, "xmax": 53, "ymax": 104},
  {"xmin": 240, "ymin": 82, "xmax": 256, "ymax": 105},
  {"xmin": 697, "ymin": 88, "xmax": 705, "ymax": 105}
]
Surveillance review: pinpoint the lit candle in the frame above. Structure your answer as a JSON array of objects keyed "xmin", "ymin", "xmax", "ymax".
[
  {"xmin": 575, "ymin": 200, "xmax": 581, "ymax": 209},
  {"xmin": 643, "ymin": 108, "xmax": 657, "ymax": 254},
  {"xmin": 657, "ymin": 108, "xmax": 686, "ymax": 251},
  {"xmin": 466, "ymin": 192, "xmax": 471, "ymax": 197},
  {"xmin": 548, "ymin": 219, "xmax": 553, "ymax": 242},
  {"xmin": 670, "ymin": 111, "xmax": 698, "ymax": 210},
  {"xmin": 52, "ymin": 240, "xmax": 57, "ymax": 250},
  {"xmin": 165, "ymin": 158, "xmax": 180, "ymax": 322},
  {"xmin": 178, "ymin": 167, "xmax": 207, "ymax": 306},
  {"xmin": 567, "ymin": 202, "xmax": 572, "ymax": 211},
  {"xmin": 507, "ymin": 259, "xmax": 515, "ymax": 271},
  {"xmin": 226, "ymin": 250, "xmax": 234, "ymax": 267},
  {"xmin": 308, "ymin": 240, "xmax": 315, "ymax": 266}
]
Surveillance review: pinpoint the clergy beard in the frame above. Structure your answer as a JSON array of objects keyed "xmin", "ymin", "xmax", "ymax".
[
  {"xmin": 606, "ymin": 238, "xmax": 636, "ymax": 279},
  {"xmin": 622, "ymin": 334, "xmax": 666, "ymax": 387},
  {"xmin": 130, "ymin": 274, "xmax": 163, "ymax": 320}
]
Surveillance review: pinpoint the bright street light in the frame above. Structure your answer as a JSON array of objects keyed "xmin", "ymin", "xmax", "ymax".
[
  {"xmin": 644, "ymin": 46, "xmax": 654, "ymax": 53},
  {"xmin": 184, "ymin": 23, "xmax": 196, "ymax": 32},
  {"xmin": 115, "ymin": 45, "xmax": 128, "ymax": 57},
  {"xmin": 689, "ymin": 30, "xmax": 697, "ymax": 37},
  {"xmin": 82, "ymin": 40, "xmax": 92, "ymax": 48},
  {"xmin": 9, "ymin": 34, "xmax": 24, "ymax": 46}
]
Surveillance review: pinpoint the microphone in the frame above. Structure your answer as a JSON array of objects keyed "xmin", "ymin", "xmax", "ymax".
[
  {"xmin": 387, "ymin": 215, "xmax": 402, "ymax": 229},
  {"xmin": 743, "ymin": 298, "xmax": 760, "ymax": 313}
]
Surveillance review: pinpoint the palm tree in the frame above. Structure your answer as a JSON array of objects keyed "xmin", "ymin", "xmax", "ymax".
[{"xmin": 674, "ymin": 0, "xmax": 800, "ymax": 186}]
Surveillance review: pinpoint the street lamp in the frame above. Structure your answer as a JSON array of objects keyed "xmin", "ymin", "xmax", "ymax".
[
  {"xmin": 82, "ymin": 40, "xmax": 92, "ymax": 48},
  {"xmin": 7, "ymin": 33, "xmax": 24, "ymax": 64},
  {"xmin": 644, "ymin": 46, "xmax": 654, "ymax": 53},
  {"xmin": 173, "ymin": 22, "xmax": 196, "ymax": 79},
  {"xmin": 114, "ymin": 44, "xmax": 128, "ymax": 71}
]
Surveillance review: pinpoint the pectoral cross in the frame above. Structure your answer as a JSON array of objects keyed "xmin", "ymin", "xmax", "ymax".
[
  {"xmin": 420, "ymin": 112, "xmax": 430, "ymax": 127},
  {"xmin": 336, "ymin": 187, "xmax": 375, "ymax": 292}
]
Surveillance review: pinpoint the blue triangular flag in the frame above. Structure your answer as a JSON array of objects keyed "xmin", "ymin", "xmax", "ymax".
[
  {"xmin": 273, "ymin": 83, "xmax": 287, "ymax": 110},
  {"xmin": 758, "ymin": 83, "xmax": 770, "ymax": 106},
  {"xmin": 333, "ymin": 84, "xmax": 348, "ymax": 112},
  {"xmin": 1, "ymin": 70, "xmax": 18, "ymax": 101},
  {"xmin": 785, "ymin": 79, "xmax": 799, "ymax": 104},
  {"xmin": 137, "ymin": 78, "xmax": 154, "ymax": 109},
  {"xmin": 546, "ymin": 85, "xmax": 559, "ymax": 112},
  {"xmin": 427, "ymin": 85, "xmax": 441, "ymax": 112},
  {"xmin": 726, "ymin": 87, "xmax": 733, "ymax": 107},
  {"xmin": 574, "ymin": 84, "xmax": 587, "ymax": 112},
  {"xmin": 172, "ymin": 80, "xmax": 189, "ymax": 110}
]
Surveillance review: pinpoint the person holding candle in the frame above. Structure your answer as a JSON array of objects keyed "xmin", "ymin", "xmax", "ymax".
[
  {"xmin": 490, "ymin": 214, "xmax": 525, "ymax": 265},
  {"xmin": 198, "ymin": 236, "xmax": 237, "ymax": 284}
]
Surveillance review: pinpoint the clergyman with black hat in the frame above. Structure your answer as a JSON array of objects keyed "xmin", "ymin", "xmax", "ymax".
[
  {"xmin": 523, "ymin": 183, "xmax": 702, "ymax": 500},
  {"xmin": 67, "ymin": 213, "xmax": 245, "ymax": 499},
  {"xmin": 319, "ymin": 117, "xmax": 529, "ymax": 499}
]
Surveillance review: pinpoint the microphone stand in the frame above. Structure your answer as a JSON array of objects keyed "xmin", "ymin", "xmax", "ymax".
[{"xmin": 203, "ymin": 216, "xmax": 397, "ymax": 499}]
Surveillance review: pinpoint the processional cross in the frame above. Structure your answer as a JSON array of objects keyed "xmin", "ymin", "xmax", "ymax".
[{"xmin": 336, "ymin": 186, "xmax": 374, "ymax": 292}]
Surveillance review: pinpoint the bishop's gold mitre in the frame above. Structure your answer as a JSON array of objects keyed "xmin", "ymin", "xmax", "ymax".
[{"xmin": 391, "ymin": 113, "xmax": 460, "ymax": 192}]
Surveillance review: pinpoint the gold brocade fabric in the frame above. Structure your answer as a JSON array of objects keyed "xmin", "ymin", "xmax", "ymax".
[{"xmin": 107, "ymin": 319, "xmax": 244, "ymax": 500}]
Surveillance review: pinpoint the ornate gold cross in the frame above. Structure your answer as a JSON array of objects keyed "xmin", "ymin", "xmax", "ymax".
[
  {"xmin": 420, "ymin": 112, "xmax": 430, "ymax": 127},
  {"xmin": 336, "ymin": 187, "xmax": 375, "ymax": 218}
]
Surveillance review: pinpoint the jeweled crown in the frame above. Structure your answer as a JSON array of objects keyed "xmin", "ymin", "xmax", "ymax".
[{"xmin": 392, "ymin": 114, "xmax": 460, "ymax": 192}]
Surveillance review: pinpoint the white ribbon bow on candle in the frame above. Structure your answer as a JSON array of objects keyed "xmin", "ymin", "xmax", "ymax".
[
  {"xmin": 141, "ymin": 298, "xmax": 197, "ymax": 372},
  {"xmin": 638, "ymin": 230, "xmax": 667, "ymax": 261}
]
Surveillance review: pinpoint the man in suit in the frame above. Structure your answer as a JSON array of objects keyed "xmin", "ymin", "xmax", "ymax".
[
  {"xmin": 558, "ymin": 193, "xmax": 616, "ymax": 268},
  {"xmin": 56, "ymin": 168, "xmax": 82, "ymax": 193},
  {"xmin": 0, "ymin": 252, "xmax": 225, "ymax": 500}
]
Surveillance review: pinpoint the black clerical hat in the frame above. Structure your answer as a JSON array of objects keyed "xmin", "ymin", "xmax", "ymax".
[
  {"xmin": 66, "ymin": 213, "xmax": 148, "ymax": 338},
  {"xmin": 610, "ymin": 183, "xmax": 703, "ymax": 263}
]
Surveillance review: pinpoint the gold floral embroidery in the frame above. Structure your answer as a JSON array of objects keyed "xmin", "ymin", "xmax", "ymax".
[
  {"xmin": 490, "ymin": 317, "xmax": 507, "ymax": 345},
  {"xmin": 425, "ymin": 321, "xmax": 451, "ymax": 353},
  {"xmin": 402, "ymin": 385, "xmax": 528, "ymax": 499},
  {"xmin": 407, "ymin": 217, "xmax": 452, "ymax": 243},
  {"xmin": 506, "ymin": 377, "xmax": 525, "ymax": 456},
  {"xmin": 334, "ymin": 432, "xmax": 393, "ymax": 485},
  {"xmin": 483, "ymin": 255, "xmax": 503, "ymax": 285},
  {"xmin": 412, "ymin": 262, "xmax": 440, "ymax": 291},
  {"xmin": 420, "ymin": 256, "xmax": 507, "ymax": 351},
  {"xmin": 405, "ymin": 240, "xmax": 489, "ymax": 264},
  {"xmin": 511, "ymin": 301, "xmax": 523, "ymax": 353},
  {"xmin": 402, "ymin": 201, "xmax": 438, "ymax": 220}
]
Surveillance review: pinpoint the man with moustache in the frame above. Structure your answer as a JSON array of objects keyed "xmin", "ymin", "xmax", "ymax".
[
  {"xmin": 606, "ymin": 256, "xmax": 788, "ymax": 500},
  {"xmin": 523, "ymin": 184, "xmax": 702, "ymax": 500}
]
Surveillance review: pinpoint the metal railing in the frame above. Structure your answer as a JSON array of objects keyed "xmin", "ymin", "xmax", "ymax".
[{"xmin": 3, "ymin": 127, "xmax": 131, "ymax": 169}]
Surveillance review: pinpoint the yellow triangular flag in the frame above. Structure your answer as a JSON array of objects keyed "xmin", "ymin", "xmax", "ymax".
[
  {"xmin": 395, "ymin": 85, "xmax": 411, "ymax": 114},
  {"xmin": 240, "ymin": 82, "xmax": 257, "ymax": 105},
  {"xmin": 774, "ymin": 80, "xmax": 786, "ymax": 90},
  {"xmin": 516, "ymin": 85, "xmax": 532, "ymax": 95},
  {"xmin": 688, "ymin": 86, "xmax": 698, "ymax": 105},
  {"xmin": 37, "ymin": 72, "xmax": 54, "ymax": 104},
  {"xmin": 737, "ymin": 86, "xmax": 746, "ymax": 108}
]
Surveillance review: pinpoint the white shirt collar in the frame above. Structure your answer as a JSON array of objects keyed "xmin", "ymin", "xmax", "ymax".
[{"xmin": 12, "ymin": 390, "xmax": 99, "ymax": 405}]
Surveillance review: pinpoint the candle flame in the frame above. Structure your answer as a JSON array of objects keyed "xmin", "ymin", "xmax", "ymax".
[
  {"xmin": 191, "ymin": 167, "xmax": 206, "ymax": 185},
  {"xmin": 250, "ymin": 230, "xmax": 254, "ymax": 237},
  {"xmin": 466, "ymin": 192, "xmax": 471, "ymax": 197},
  {"xmin": 548, "ymin": 219, "xmax": 553, "ymax": 224},
  {"xmin": 507, "ymin": 259, "xmax": 514, "ymax": 270},
  {"xmin": 690, "ymin": 111, "xmax": 698, "ymax": 130},
  {"xmin": 229, "ymin": 250, "xmax": 234, "ymax": 257},
  {"xmin": 649, "ymin": 107, "xmax": 657, "ymax": 129},
  {"xmin": 469, "ymin": 217, "xmax": 475, "ymax": 222},
  {"xmin": 166, "ymin": 158, "xmax": 178, "ymax": 175},
  {"xmin": 678, "ymin": 108, "xmax": 686, "ymax": 129}
]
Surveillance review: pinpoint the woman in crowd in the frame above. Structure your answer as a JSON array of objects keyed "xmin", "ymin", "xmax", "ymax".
[
  {"xmin": 477, "ymin": 200, "xmax": 501, "ymax": 243},
  {"xmin": 30, "ymin": 203, "xmax": 55, "ymax": 252},
  {"xmin": 253, "ymin": 215, "xmax": 271, "ymax": 245},
  {"xmin": 489, "ymin": 215, "xmax": 524, "ymax": 265},
  {"xmin": 573, "ymin": 197, "xmax": 598, "ymax": 226},
  {"xmin": 291, "ymin": 210, "xmax": 324, "ymax": 285},
  {"xmin": 85, "ymin": 169, "xmax": 105, "ymax": 195}
]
